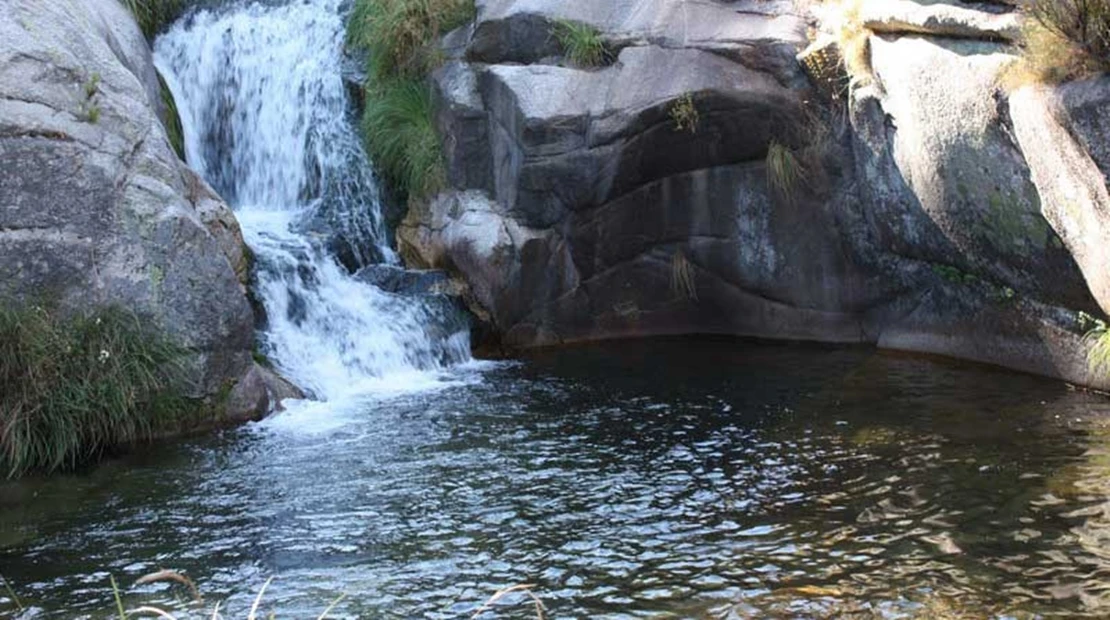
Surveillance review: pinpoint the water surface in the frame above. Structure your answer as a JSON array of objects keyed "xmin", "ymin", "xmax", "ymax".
[{"xmin": 3, "ymin": 339, "xmax": 1110, "ymax": 618}]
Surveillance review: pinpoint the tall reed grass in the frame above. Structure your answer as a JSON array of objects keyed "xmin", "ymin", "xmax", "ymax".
[
  {"xmin": 0, "ymin": 303, "xmax": 189, "ymax": 478},
  {"xmin": 347, "ymin": 0, "xmax": 475, "ymax": 201}
]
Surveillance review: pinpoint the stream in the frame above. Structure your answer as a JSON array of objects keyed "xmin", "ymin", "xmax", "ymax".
[{"xmin": 3, "ymin": 0, "xmax": 1110, "ymax": 618}]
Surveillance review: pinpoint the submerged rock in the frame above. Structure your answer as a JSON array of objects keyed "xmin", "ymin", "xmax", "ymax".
[{"xmin": 0, "ymin": 0, "xmax": 277, "ymax": 417}]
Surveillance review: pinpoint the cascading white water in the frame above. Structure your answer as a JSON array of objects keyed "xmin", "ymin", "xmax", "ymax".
[{"xmin": 154, "ymin": 0, "xmax": 471, "ymax": 401}]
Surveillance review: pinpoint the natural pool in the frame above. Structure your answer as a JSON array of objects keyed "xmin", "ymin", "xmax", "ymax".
[{"xmin": 3, "ymin": 338, "xmax": 1110, "ymax": 618}]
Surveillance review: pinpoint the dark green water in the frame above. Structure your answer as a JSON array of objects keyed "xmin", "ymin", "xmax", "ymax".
[{"xmin": 3, "ymin": 339, "xmax": 1110, "ymax": 618}]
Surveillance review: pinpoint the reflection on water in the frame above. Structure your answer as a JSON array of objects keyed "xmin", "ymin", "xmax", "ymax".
[{"xmin": 2, "ymin": 339, "xmax": 1110, "ymax": 618}]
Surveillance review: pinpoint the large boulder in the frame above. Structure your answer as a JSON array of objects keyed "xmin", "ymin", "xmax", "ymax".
[
  {"xmin": 402, "ymin": 0, "xmax": 1110, "ymax": 389},
  {"xmin": 0, "ymin": 0, "xmax": 271, "ymax": 414}
]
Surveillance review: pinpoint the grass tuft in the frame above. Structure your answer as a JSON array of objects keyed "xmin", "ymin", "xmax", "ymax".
[
  {"xmin": 361, "ymin": 78, "xmax": 445, "ymax": 200},
  {"xmin": 0, "ymin": 302, "xmax": 190, "ymax": 478},
  {"xmin": 121, "ymin": 0, "xmax": 186, "ymax": 40},
  {"xmin": 1083, "ymin": 312, "xmax": 1110, "ymax": 377},
  {"xmin": 554, "ymin": 20, "xmax": 609, "ymax": 68},
  {"xmin": 766, "ymin": 139, "xmax": 805, "ymax": 203}
]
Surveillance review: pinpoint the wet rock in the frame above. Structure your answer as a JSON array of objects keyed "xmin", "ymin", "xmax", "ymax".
[{"xmin": 355, "ymin": 264, "xmax": 453, "ymax": 296}]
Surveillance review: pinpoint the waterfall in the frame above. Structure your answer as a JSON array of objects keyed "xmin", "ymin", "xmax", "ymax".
[{"xmin": 154, "ymin": 0, "xmax": 472, "ymax": 402}]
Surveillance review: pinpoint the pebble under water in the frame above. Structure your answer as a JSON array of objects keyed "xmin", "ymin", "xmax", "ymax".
[{"xmin": 3, "ymin": 339, "xmax": 1110, "ymax": 618}]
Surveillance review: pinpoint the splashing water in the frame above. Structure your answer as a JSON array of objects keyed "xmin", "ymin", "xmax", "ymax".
[{"xmin": 154, "ymin": 0, "xmax": 471, "ymax": 401}]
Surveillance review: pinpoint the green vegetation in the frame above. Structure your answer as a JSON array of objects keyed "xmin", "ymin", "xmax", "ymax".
[
  {"xmin": 1006, "ymin": 0, "xmax": 1110, "ymax": 86},
  {"xmin": 669, "ymin": 93, "xmax": 699, "ymax": 134},
  {"xmin": 0, "ymin": 302, "xmax": 189, "ymax": 478},
  {"xmin": 348, "ymin": 0, "xmax": 475, "ymax": 81},
  {"xmin": 80, "ymin": 72, "xmax": 102, "ymax": 124},
  {"xmin": 766, "ymin": 139, "xmax": 805, "ymax": 202},
  {"xmin": 554, "ymin": 20, "xmax": 609, "ymax": 68},
  {"xmin": 347, "ymin": 0, "xmax": 475, "ymax": 202},
  {"xmin": 121, "ymin": 0, "xmax": 186, "ymax": 40},
  {"xmin": 157, "ymin": 70, "xmax": 186, "ymax": 161},
  {"xmin": 1029, "ymin": 0, "xmax": 1110, "ymax": 73},
  {"xmin": 1081, "ymin": 311, "xmax": 1110, "ymax": 376},
  {"xmin": 361, "ymin": 79, "xmax": 444, "ymax": 199},
  {"xmin": 932, "ymin": 264, "xmax": 978, "ymax": 285}
]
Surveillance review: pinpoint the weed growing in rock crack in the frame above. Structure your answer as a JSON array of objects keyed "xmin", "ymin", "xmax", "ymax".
[
  {"xmin": 80, "ymin": 73, "xmax": 102, "ymax": 124},
  {"xmin": 669, "ymin": 93, "xmax": 699, "ymax": 134},
  {"xmin": 932, "ymin": 264, "xmax": 978, "ymax": 285},
  {"xmin": 828, "ymin": 0, "xmax": 872, "ymax": 89},
  {"xmin": 0, "ymin": 302, "xmax": 190, "ymax": 478},
  {"xmin": 554, "ymin": 20, "xmax": 609, "ymax": 68},
  {"xmin": 157, "ymin": 70, "xmax": 186, "ymax": 160},
  {"xmin": 84, "ymin": 72, "xmax": 101, "ymax": 99},
  {"xmin": 766, "ymin": 140, "xmax": 805, "ymax": 203}
]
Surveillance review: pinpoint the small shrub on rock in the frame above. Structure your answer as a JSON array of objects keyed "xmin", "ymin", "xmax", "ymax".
[
  {"xmin": 669, "ymin": 93, "xmax": 699, "ymax": 134},
  {"xmin": 766, "ymin": 140, "xmax": 805, "ymax": 203},
  {"xmin": 1010, "ymin": 0, "xmax": 1110, "ymax": 85}
]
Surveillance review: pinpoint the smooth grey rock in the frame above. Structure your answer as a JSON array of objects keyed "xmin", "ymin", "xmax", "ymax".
[
  {"xmin": 468, "ymin": 0, "xmax": 808, "ymax": 84},
  {"xmin": 1011, "ymin": 78, "xmax": 1110, "ymax": 315},
  {"xmin": 0, "ymin": 0, "xmax": 270, "ymax": 415},
  {"xmin": 471, "ymin": 45, "xmax": 804, "ymax": 228},
  {"xmin": 854, "ymin": 34, "xmax": 1092, "ymax": 310}
]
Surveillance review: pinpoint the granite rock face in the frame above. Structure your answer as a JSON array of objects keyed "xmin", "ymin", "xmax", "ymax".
[
  {"xmin": 0, "ymin": 0, "xmax": 277, "ymax": 414},
  {"xmin": 400, "ymin": 0, "xmax": 1110, "ymax": 388}
]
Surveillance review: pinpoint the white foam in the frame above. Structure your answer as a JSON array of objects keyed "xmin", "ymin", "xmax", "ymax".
[{"xmin": 154, "ymin": 0, "xmax": 475, "ymax": 407}]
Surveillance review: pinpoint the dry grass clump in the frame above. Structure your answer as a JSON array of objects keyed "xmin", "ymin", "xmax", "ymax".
[
  {"xmin": 1, "ymin": 571, "xmax": 545, "ymax": 619},
  {"xmin": 767, "ymin": 139, "xmax": 806, "ymax": 203},
  {"xmin": 1004, "ymin": 0, "xmax": 1110, "ymax": 87},
  {"xmin": 669, "ymin": 92, "xmax": 699, "ymax": 134},
  {"xmin": 836, "ymin": 0, "xmax": 872, "ymax": 85}
]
